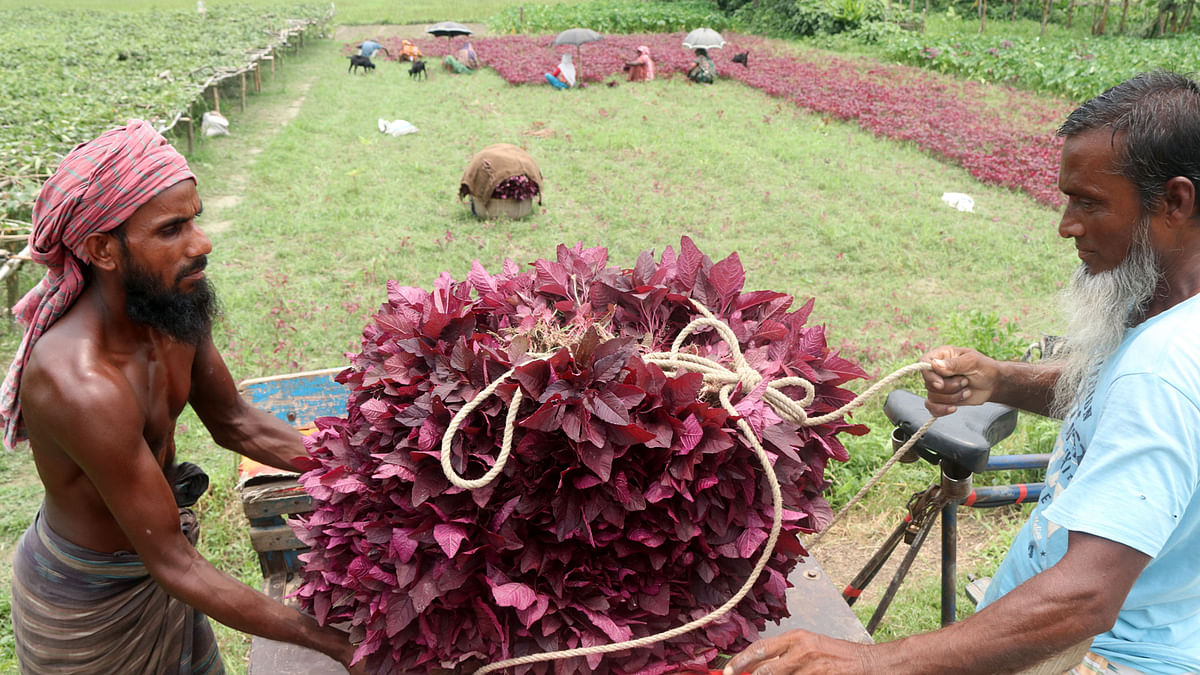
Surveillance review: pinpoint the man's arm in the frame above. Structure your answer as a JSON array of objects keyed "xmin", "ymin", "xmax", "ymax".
[
  {"xmin": 725, "ymin": 531, "xmax": 1149, "ymax": 674},
  {"xmin": 22, "ymin": 364, "xmax": 365, "ymax": 672},
  {"xmin": 187, "ymin": 335, "xmax": 309, "ymax": 472},
  {"xmin": 922, "ymin": 345, "xmax": 1063, "ymax": 417}
]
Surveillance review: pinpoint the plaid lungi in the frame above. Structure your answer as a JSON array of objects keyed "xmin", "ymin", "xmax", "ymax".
[{"xmin": 10, "ymin": 509, "xmax": 224, "ymax": 674}]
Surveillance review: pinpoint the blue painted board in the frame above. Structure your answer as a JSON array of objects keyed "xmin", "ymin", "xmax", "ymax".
[{"xmin": 237, "ymin": 368, "xmax": 347, "ymax": 426}]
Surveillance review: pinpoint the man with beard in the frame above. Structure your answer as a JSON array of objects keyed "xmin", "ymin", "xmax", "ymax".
[
  {"xmin": 2, "ymin": 121, "xmax": 367, "ymax": 674},
  {"xmin": 726, "ymin": 72, "xmax": 1200, "ymax": 674}
]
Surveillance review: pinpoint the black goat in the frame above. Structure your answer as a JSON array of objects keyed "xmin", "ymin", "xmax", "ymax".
[{"xmin": 348, "ymin": 54, "xmax": 375, "ymax": 74}]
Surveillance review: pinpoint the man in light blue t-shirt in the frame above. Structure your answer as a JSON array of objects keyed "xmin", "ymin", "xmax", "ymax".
[
  {"xmin": 358, "ymin": 39, "xmax": 387, "ymax": 60},
  {"xmin": 727, "ymin": 71, "xmax": 1200, "ymax": 675}
]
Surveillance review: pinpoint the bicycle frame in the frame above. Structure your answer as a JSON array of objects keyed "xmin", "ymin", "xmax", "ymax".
[{"xmin": 844, "ymin": 447, "xmax": 1049, "ymax": 633}]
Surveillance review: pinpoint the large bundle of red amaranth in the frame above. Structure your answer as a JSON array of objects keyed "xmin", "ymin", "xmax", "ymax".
[{"xmin": 292, "ymin": 238, "xmax": 868, "ymax": 674}]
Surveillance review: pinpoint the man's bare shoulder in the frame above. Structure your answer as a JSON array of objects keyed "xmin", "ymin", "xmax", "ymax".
[{"xmin": 22, "ymin": 312, "xmax": 140, "ymax": 431}]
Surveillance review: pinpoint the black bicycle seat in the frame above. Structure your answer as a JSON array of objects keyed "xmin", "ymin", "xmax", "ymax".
[{"xmin": 884, "ymin": 389, "xmax": 1018, "ymax": 474}]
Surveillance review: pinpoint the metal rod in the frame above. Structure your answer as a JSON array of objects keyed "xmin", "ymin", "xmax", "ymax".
[
  {"xmin": 965, "ymin": 483, "xmax": 1044, "ymax": 508},
  {"xmin": 941, "ymin": 501, "xmax": 958, "ymax": 627},
  {"xmin": 843, "ymin": 519, "xmax": 908, "ymax": 606},
  {"xmin": 866, "ymin": 502, "xmax": 941, "ymax": 635},
  {"xmin": 984, "ymin": 454, "xmax": 1051, "ymax": 471}
]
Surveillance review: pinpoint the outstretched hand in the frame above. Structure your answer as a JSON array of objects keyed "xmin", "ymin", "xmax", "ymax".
[
  {"xmin": 722, "ymin": 629, "xmax": 875, "ymax": 675},
  {"xmin": 920, "ymin": 345, "xmax": 1000, "ymax": 416}
]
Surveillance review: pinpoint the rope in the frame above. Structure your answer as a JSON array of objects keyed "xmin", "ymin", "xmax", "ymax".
[
  {"xmin": 808, "ymin": 416, "xmax": 935, "ymax": 549},
  {"xmin": 437, "ymin": 303, "xmax": 933, "ymax": 674}
]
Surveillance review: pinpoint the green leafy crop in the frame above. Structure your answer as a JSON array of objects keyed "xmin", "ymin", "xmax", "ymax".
[
  {"xmin": 488, "ymin": 0, "xmax": 732, "ymax": 35},
  {"xmin": 0, "ymin": 3, "xmax": 329, "ymax": 220}
]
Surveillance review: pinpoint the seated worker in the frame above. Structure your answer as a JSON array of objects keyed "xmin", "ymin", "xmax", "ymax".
[
  {"xmin": 3, "ymin": 121, "xmax": 368, "ymax": 674},
  {"xmin": 358, "ymin": 39, "xmax": 387, "ymax": 60},
  {"xmin": 544, "ymin": 53, "xmax": 576, "ymax": 90},
  {"xmin": 625, "ymin": 45, "xmax": 655, "ymax": 82},
  {"xmin": 686, "ymin": 47, "xmax": 716, "ymax": 84},
  {"xmin": 443, "ymin": 54, "xmax": 474, "ymax": 74},
  {"xmin": 398, "ymin": 39, "xmax": 422, "ymax": 62},
  {"xmin": 724, "ymin": 71, "xmax": 1200, "ymax": 675},
  {"xmin": 454, "ymin": 41, "xmax": 479, "ymax": 70}
]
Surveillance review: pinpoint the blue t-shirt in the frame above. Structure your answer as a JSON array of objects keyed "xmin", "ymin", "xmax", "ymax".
[
  {"xmin": 360, "ymin": 40, "xmax": 383, "ymax": 59},
  {"xmin": 981, "ymin": 293, "xmax": 1200, "ymax": 674}
]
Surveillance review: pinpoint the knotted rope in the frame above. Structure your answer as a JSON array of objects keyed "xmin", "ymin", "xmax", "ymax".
[{"xmin": 439, "ymin": 303, "xmax": 933, "ymax": 674}]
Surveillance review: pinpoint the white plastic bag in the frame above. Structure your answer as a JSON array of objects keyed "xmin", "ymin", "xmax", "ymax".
[
  {"xmin": 378, "ymin": 118, "xmax": 418, "ymax": 136},
  {"xmin": 201, "ymin": 111, "xmax": 229, "ymax": 137},
  {"xmin": 941, "ymin": 192, "xmax": 975, "ymax": 212}
]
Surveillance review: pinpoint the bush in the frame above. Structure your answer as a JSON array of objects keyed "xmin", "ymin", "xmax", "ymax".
[
  {"xmin": 488, "ymin": 0, "xmax": 733, "ymax": 35},
  {"xmin": 849, "ymin": 17, "xmax": 911, "ymax": 43},
  {"xmin": 732, "ymin": 0, "xmax": 892, "ymax": 37},
  {"xmin": 938, "ymin": 310, "xmax": 1030, "ymax": 361},
  {"xmin": 870, "ymin": 26, "xmax": 1200, "ymax": 101}
]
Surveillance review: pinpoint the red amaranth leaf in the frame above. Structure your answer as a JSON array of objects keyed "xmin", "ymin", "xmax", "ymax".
[{"xmin": 492, "ymin": 582, "xmax": 539, "ymax": 611}]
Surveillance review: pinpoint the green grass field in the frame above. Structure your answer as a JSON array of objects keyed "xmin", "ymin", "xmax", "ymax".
[{"xmin": 0, "ymin": 1, "xmax": 1080, "ymax": 671}]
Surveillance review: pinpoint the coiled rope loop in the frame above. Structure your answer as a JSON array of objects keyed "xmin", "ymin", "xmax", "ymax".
[{"xmin": 437, "ymin": 302, "xmax": 932, "ymax": 674}]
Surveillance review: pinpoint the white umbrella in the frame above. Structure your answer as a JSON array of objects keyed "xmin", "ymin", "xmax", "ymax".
[{"xmin": 682, "ymin": 27, "xmax": 726, "ymax": 50}]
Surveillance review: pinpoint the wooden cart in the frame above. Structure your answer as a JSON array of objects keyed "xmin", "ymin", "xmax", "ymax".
[{"xmin": 236, "ymin": 369, "xmax": 870, "ymax": 674}]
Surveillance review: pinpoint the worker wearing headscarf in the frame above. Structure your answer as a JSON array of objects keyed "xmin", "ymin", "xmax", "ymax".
[
  {"xmin": 627, "ymin": 45, "xmax": 655, "ymax": 82},
  {"xmin": 0, "ymin": 120, "xmax": 194, "ymax": 448},
  {"xmin": 454, "ymin": 41, "xmax": 479, "ymax": 69},
  {"xmin": 545, "ymin": 52, "xmax": 576, "ymax": 89},
  {"xmin": 399, "ymin": 39, "xmax": 422, "ymax": 62}
]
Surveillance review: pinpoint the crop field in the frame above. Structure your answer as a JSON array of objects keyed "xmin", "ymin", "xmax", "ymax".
[
  {"xmin": 3, "ymin": 0, "xmax": 1188, "ymax": 671},
  {"xmin": 0, "ymin": 3, "xmax": 331, "ymax": 217}
]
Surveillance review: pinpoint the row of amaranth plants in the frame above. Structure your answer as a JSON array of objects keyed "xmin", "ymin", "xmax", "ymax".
[{"xmin": 382, "ymin": 33, "xmax": 1073, "ymax": 208}]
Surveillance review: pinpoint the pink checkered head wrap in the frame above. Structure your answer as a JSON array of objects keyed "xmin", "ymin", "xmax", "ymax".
[{"xmin": 0, "ymin": 120, "xmax": 194, "ymax": 448}]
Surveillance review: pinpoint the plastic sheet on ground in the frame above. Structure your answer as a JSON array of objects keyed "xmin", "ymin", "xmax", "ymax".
[
  {"xmin": 378, "ymin": 118, "xmax": 418, "ymax": 136},
  {"xmin": 941, "ymin": 191, "xmax": 975, "ymax": 212}
]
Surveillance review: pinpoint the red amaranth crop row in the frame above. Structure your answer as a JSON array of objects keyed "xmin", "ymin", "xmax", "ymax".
[{"xmin": 367, "ymin": 33, "xmax": 1072, "ymax": 208}]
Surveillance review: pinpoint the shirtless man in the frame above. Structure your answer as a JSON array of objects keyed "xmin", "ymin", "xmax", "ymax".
[{"xmin": 4, "ymin": 121, "xmax": 367, "ymax": 674}]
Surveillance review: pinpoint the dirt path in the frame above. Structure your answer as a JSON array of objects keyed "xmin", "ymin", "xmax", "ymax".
[{"xmin": 200, "ymin": 72, "xmax": 315, "ymax": 235}]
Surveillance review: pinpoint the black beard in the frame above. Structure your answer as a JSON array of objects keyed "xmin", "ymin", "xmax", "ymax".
[{"xmin": 122, "ymin": 256, "xmax": 219, "ymax": 345}]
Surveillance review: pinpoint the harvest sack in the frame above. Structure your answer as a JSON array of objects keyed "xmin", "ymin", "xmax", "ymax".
[{"xmin": 458, "ymin": 143, "xmax": 544, "ymax": 209}]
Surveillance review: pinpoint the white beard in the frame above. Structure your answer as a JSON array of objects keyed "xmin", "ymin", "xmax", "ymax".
[{"xmin": 1050, "ymin": 219, "xmax": 1161, "ymax": 419}]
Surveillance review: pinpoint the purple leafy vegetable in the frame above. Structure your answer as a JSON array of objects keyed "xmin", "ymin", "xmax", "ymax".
[{"xmin": 292, "ymin": 237, "xmax": 868, "ymax": 674}]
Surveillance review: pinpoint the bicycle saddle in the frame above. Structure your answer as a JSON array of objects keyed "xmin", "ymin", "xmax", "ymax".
[{"xmin": 883, "ymin": 389, "xmax": 1018, "ymax": 474}]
